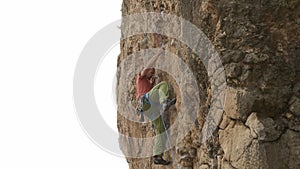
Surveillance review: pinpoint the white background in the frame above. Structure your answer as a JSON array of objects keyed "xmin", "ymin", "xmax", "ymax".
[{"xmin": 0, "ymin": 0, "xmax": 128, "ymax": 168}]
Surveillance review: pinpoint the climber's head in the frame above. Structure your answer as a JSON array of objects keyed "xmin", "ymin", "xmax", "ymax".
[{"xmin": 146, "ymin": 68, "xmax": 155, "ymax": 78}]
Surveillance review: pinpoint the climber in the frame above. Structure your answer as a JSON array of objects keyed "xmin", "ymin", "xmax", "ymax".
[{"xmin": 136, "ymin": 48, "xmax": 176, "ymax": 166}]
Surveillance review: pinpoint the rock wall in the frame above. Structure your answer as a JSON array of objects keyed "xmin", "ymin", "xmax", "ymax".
[{"xmin": 117, "ymin": 0, "xmax": 300, "ymax": 168}]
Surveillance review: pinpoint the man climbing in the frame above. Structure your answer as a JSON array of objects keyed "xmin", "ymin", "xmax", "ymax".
[{"xmin": 136, "ymin": 48, "xmax": 176, "ymax": 165}]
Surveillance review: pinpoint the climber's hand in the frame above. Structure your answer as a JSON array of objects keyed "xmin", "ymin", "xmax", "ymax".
[
  {"xmin": 162, "ymin": 103, "xmax": 168, "ymax": 112},
  {"xmin": 161, "ymin": 44, "xmax": 166, "ymax": 50},
  {"xmin": 158, "ymin": 48, "xmax": 164, "ymax": 54}
]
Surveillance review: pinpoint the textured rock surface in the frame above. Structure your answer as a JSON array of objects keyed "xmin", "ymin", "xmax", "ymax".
[{"xmin": 117, "ymin": 0, "xmax": 300, "ymax": 168}]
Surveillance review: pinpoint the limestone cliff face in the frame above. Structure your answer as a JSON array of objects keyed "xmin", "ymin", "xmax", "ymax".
[{"xmin": 117, "ymin": 0, "xmax": 300, "ymax": 169}]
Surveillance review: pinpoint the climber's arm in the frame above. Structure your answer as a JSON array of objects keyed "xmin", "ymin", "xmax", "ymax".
[{"xmin": 140, "ymin": 49, "xmax": 164, "ymax": 77}]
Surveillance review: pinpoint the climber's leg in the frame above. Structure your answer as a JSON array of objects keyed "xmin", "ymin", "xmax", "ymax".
[
  {"xmin": 152, "ymin": 116, "xmax": 167, "ymax": 156},
  {"xmin": 149, "ymin": 81, "xmax": 169, "ymax": 104}
]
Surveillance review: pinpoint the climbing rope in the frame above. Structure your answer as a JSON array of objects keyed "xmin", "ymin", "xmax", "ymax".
[
  {"xmin": 155, "ymin": 27, "xmax": 178, "ymax": 168},
  {"xmin": 159, "ymin": 110, "xmax": 179, "ymax": 169}
]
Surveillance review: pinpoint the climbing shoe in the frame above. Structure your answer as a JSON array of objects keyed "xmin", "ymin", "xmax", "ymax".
[
  {"xmin": 162, "ymin": 98, "xmax": 177, "ymax": 111},
  {"xmin": 153, "ymin": 156, "xmax": 170, "ymax": 165}
]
